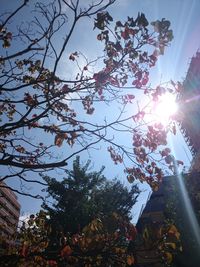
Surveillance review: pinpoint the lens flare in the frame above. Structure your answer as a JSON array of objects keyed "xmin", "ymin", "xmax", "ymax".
[{"xmin": 153, "ymin": 93, "xmax": 178, "ymax": 124}]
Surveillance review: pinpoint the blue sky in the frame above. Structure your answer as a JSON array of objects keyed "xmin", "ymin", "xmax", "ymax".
[{"xmin": 1, "ymin": 0, "xmax": 200, "ymax": 223}]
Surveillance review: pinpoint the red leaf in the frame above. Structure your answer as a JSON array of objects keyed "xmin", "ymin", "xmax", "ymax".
[
  {"xmin": 48, "ymin": 260, "xmax": 58, "ymax": 267},
  {"xmin": 121, "ymin": 27, "xmax": 130, "ymax": 40},
  {"xmin": 128, "ymin": 94, "xmax": 135, "ymax": 100},
  {"xmin": 142, "ymin": 77, "xmax": 149, "ymax": 85},
  {"xmin": 128, "ymin": 224, "xmax": 137, "ymax": 240},
  {"xmin": 60, "ymin": 245, "xmax": 72, "ymax": 258},
  {"xmin": 20, "ymin": 242, "xmax": 29, "ymax": 257},
  {"xmin": 128, "ymin": 28, "xmax": 135, "ymax": 35},
  {"xmin": 127, "ymin": 175, "xmax": 134, "ymax": 183},
  {"xmin": 69, "ymin": 52, "xmax": 78, "ymax": 61},
  {"xmin": 6, "ymin": 32, "xmax": 12, "ymax": 39},
  {"xmin": 69, "ymin": 54, "xmax": 75, "ymax": 61},
  {"xmin": 177, "ymin": 160, "xmax": 184, "ymax": 165},
  {"xmin": 135, "ymin": 71, "xmax": 142, "ymax": 80},
  {"xmin": 132, "ymin": 80, "xmax": 142, "ymax": 88},
  {"xmin": 54, "ymin": 134, "xmax": 67, "ymax": 147},
  {"xmin": 62, "ymin": 84, "xmax": 69, "ymax": 93}
]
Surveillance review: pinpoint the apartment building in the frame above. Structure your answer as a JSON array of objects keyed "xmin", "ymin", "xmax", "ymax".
[
  {"xmin": 0, "ymin": 182, "xmax": 21, "ymax": 237},
  {"xmin": 177, "ymin": 51, "xmax": 200, "ymax": 155}
]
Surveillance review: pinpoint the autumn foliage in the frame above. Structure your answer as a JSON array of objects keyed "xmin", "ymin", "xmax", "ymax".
[
  {"xmin": 0, "ymin": 157, "xmax": 182, "ymax": 267},
  {"xmin": 0, "ymin": 211, "xmax": 137, "ymax": 267},
  {"xmin": 0, "ymin": 211, "xmax": 181, "ymax": 267},
  {"xmin": 0, "ymin": 0, "xmax": 183, "ymax": 198},
  {"xmin": 135, "ymin": 221, "xmax": 182, "ymax": 266}
]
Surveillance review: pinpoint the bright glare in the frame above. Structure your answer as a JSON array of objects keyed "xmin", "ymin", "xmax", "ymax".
[{"xmin": 153, "ymin": 93, "xmax": 178, "ymax": 123}]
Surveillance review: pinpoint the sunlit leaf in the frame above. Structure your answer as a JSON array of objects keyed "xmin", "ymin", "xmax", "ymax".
[
  {"xmin": 127, "ymin": 255, "xmax": 135, "ymax": 265},
  {"xmin": 164, "ymin": 252, "xmax": 173, "ymax": 263}
]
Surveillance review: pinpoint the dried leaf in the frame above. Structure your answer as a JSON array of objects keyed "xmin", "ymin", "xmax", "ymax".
[{"xmin": 54, "ymin": 134, "xmax": 66, "ymax": 147}]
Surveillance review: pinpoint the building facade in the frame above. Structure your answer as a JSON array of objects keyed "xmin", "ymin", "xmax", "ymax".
[
  {"xmin": 137, "ymin": 173, "xmax": 200, "ymax": 267},
  {"xmin": 136, "ymin": 51, "xmax": 200, "ymax": 266},
  {"xmin": 0, "ymin": 182, "xmax": 21, "ymax": 237},
  {"xmin": 177, "ymin": 51, "xmax": 200, "ymax": 155}
]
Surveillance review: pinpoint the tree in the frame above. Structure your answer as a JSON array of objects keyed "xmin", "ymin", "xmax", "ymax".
[
  {"xmin": 0, "ymin": 160, "xmax": 181, "ymax": 267},
  {"xmin": 0, "ymin": 0, "xmax": 179, "ymax": 197},
  {"xmin": 0, "ymin": 158, "xmax": 140, "ymax": 266},
  {"xmin": 42, "ymin": 156, "xmax": 140, "ymax": 233},
  {"xmin": 1, "ymin": 211, "xmax": 138, "ymax": 267}
]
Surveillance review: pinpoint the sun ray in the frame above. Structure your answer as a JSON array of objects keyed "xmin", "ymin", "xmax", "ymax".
[{"xmin": 149, "ymin": 93, "xmax": 178, "ymax": 125}]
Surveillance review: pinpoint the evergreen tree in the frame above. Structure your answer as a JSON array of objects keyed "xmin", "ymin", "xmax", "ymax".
[{"xmin": 42, "ymin": 156, "xmax": 139, "ymax": 234}]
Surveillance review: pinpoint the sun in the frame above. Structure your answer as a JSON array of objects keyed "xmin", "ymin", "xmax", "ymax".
[{"xmin": 152, "ymin": 93, "xmax": 178, "ymax": 124}]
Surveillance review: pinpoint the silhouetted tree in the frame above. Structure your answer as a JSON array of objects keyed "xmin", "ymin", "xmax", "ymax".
[{"xmin": 42, "ymin": 156, "xmax": 140, "ymax": 233}]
